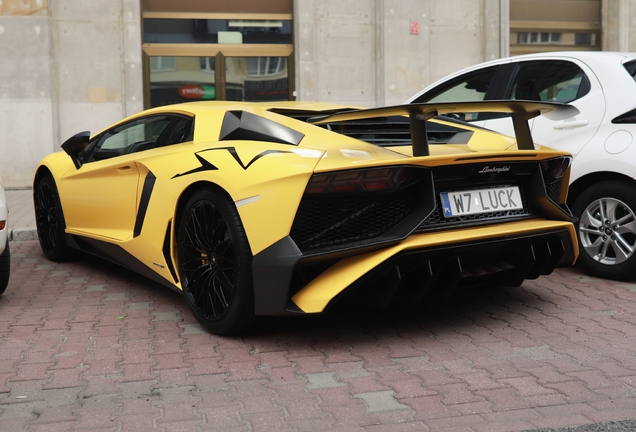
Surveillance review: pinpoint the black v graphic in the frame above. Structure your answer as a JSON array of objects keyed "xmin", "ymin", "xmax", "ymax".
[
  {"xmin": 171, "ymin": 153, "xmax": 218, "ymax": 179},
  {"xmin": 172, "ymin": 147, "xmax": 293, "ymax": 179},
  {"xmin": 220, "ymin": 147, "xmax": 292, "ymax": 170}
]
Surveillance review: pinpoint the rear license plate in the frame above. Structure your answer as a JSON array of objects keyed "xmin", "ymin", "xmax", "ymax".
[{"xmin": 440, "ymin": 186, "xmax": 523, "ymax": 218}]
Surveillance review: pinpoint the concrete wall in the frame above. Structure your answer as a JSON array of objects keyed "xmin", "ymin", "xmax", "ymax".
[
  {"xmin": 50, "ymin": 0, "xmax": 143, "ymax": 145},
  {"xmin": 295, "ymin": 0, "xmax": 376, "ymax": 106},
  {"xmin": 0, "ymin": 0, "xmax": 142, "ymax": 188},
  {"xmin": 1, "ymin": 0, "xmax": 633, "ymax": 188},
  {"xmin": 602, "ymin": 0, "xmax": 636, "ymax": 51},
  {"xmin": 294, "ymin": 0, "xmax": 509, "ymax": 107},
  {"xmin": 0, "ymin": 1, "xmax": 55, "ymax": 188}
]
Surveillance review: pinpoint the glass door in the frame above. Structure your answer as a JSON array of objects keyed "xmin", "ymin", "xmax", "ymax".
[
  {"xmin": 141, "ymin": 13, "xmax": 294, "ymax": 108},
  {"xmin": 225, "ymin": 56, "xmax": 289, "ymax": 101},
  {"xmin": 147, "ymin": 55, "xmax": 216, "ymax": 107}
]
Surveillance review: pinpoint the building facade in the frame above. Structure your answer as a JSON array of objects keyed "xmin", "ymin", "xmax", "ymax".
[{"xmin": 1, "ymin": 0, "xmax": 635, "ymax": 188}]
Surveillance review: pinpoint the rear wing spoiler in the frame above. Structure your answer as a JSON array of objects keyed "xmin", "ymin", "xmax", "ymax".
[{"xmin": 308, "ymin": 100, "xmax": 579, "ymax": 156}]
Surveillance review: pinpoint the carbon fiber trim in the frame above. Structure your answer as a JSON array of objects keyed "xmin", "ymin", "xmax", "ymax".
[{"xmin": 134, "ymin": 171, "xmax": 156, "ymax": 238}]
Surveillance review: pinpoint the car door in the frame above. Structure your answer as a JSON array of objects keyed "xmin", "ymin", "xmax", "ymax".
[
  {"xmin": 60, "ymin": 115, "xmax": 185, "ymax": 241},
  {"xmin": 482, "ymin": 59, "xmax": 606, "ymax": 154}
]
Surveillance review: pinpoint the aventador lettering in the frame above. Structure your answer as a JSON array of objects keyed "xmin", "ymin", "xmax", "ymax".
[{"xmin": 478, "ymin": 166, "xmax": 511, "ymax": 174}]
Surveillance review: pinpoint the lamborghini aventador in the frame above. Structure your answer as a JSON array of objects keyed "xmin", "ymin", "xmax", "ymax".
[{"xmin": 34, "ymin": 100, "xmax": 579, "ymax": 334}]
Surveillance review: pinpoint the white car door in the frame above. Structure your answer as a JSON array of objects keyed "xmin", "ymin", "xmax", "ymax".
[{"xmin": 482, "ymin": 58, "xmax": 606, "ymax": 155}]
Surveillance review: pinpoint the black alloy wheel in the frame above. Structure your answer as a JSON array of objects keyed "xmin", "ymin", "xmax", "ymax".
[
  {"xmin": 572, "ymin": 180, "xmax": 636, "ymax": 281},
  {"xmin": 177, "ymin": 189, "xmax": 254, "ymax": 334},
  {"xmin": 34, "ymin": 175, "xmax": 72, "ymax": 261}
]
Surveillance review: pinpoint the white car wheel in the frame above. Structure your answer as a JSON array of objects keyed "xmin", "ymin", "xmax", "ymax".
[{"xmin": 573, "ymin": 181, "xmax": 636, "ymax": 280}]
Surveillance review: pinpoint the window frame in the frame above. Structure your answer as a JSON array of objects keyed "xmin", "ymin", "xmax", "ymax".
[
  {"xmin": 411, "ymin": 64, "xmax": 512, "ymax": 122},
  {"xmin": 81, "ymin": 114, "xmax": 194, "ymax": 163},
  {"xmin": 502, "ymin": 60, "xmax": 591, "ymax": 104},
  {"xmin": 141, "ymin": 9, "xmax": 295, "ymax": 109}
]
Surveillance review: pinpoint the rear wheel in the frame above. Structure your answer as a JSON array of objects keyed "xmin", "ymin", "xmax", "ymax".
[
  {"xmin": 177, "ymin": 189, "xmax": 254, "ymax": 334},
  {"xmin": 34, "ymin": 175, "xmax": 73, "ymax": 261},
  {"xmin": 0, "ymin": 241, "xmax": 9, "ymax": 295},
  {"xmin": 572, "ymin": 181, "xmax": 636, "ymax": 280}
]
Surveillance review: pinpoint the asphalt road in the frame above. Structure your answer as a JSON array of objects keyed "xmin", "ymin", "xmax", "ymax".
[{"xmin": 2, "ymin": 240, "xmax": 636, "ymax": 431}]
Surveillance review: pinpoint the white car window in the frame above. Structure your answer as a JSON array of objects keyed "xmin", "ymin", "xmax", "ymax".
[
  {"xmin": 507, "ymin": 60, "xmax": 590, "ymax": 103},
  {"xmin": 412, "ymin": 66, "xmax": 499, "ymax": 122},
  {"xmin": 624, "ymin": 60, "xmax": 636, "ymax": 82},
  {"xmin": 415, "ymin": 66, "xmax": 497, "ymax": 103}
]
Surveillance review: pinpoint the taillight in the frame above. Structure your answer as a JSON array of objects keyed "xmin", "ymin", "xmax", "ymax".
[
  {"xmin": 540, "ymin": 156, "xmax": 572, "ymax": 180},
  {"xmin": 305, "ymin": 167, "xmax": 418, "ymax": 194}
]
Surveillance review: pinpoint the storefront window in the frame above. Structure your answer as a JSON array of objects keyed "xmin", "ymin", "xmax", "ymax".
[
  {"xmin": 149, "ymin": 56, "xmax": 216, "ymax": 107},
  {"xmin": 225, "ymin": 56, "xmax": 289, "ymax": 101},
  {"xmin": 141, "ymin": 0, "xmax": 294, "ymax": 107},
  {"xmin": 144, "ymin": 19, "xmax": 292, "ymax": 44}
]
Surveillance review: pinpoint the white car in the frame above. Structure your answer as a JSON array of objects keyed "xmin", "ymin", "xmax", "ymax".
[
  {"xmin": 408, "ymin": 51, "xmax": 636, "ymax": 281},
  {"xmin": 0, "ymin": 177, "xmax": 8, "ymax": 294}
]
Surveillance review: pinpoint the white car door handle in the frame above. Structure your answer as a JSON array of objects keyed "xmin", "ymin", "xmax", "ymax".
[{"xmin": 553, "ymin": 119, "xmax": 589, "ymax": 130}]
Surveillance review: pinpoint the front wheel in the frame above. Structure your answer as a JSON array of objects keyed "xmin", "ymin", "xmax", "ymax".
[
  {"xmin": 572, "ymin": 181, "xmax": 636, "ymax": 280},
  {"xmin": 0, "ymin": 241, "xmax": 9, "ymax": 295},
  {"xmin": 34, "ymin": 175, "xmax": 73, "ymax": 262},
  {"xmin": 177, "ymin": 189, "xmax": 254, "ymax": 334}
]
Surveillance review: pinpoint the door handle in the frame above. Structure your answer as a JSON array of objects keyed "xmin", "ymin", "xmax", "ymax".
[
  {"xmin": 553, "ymin": 119, "xmax": 589, "ymax": 130},
  {"xmin": 116, "ymin": 166, "xmax": 133, "ymax": 173}
]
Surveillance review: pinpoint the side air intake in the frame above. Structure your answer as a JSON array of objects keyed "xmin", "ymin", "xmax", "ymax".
[{"xmin": 220, "ymin": 110, "xmax": 305, "ymax": 145}]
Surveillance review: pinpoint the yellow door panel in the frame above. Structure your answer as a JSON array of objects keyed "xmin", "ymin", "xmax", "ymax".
[{"xmin": 60, "ymin": 156, "xmax": 140, "ymax": 241}]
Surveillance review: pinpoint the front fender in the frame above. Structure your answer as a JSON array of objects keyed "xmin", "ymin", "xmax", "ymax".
[{"xmin": 33, "ymin": 152, "xmax": 77, "ymax": 188}]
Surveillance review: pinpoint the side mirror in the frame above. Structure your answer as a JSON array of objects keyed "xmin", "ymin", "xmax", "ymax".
[{"xmin": 61, "ymin": 131, "xmax": 91, "ymax": 169}]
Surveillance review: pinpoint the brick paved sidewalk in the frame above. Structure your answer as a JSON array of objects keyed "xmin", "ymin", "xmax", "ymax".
[{"xmin": 2, "ymin": 241, "xmax": 636, "ymax": 431}]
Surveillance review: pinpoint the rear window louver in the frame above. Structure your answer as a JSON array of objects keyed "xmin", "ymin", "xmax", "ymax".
[
  {"xmin": 270, "ymin": 109, "xmax": 472, "ymax": 146},
  {"xmin": 220, "ymin": 110, "xmax": 304, "ymax": 145}
]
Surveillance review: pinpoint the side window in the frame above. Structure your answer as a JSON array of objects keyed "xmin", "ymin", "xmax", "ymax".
[
  {"xmin": 507, "ymin": 60, "xmax": 590, "ymax": 103},
  {"xmin": 85, "ymin": 115, "xmax": 192, "ymax": 162},
  {"xmin": 158, "ymin": 117, "xmax": 194, "ymax": 147},
  {"xmin": 623, "ymin": 60, "xmax": 636, "ymax": 82},
  {"xmin": 412, "ymin": 66, "xmax": 498, "ymax": 121}
]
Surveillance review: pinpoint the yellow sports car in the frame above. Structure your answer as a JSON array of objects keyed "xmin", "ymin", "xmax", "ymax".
[{"xmin": 33, "ymin": 100, "xmax": 579, "ymax": 334}]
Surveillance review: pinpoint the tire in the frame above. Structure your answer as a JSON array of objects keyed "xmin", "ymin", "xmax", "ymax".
[
  {"xmin": 572, "ymin": 181, "xmax": 636, "ymax": 280},
  {"xmin": 0, "ymin": 241, "xmax": 9, "ymax": 295},
  {"xmin": 34, "ymin": 175, "xmax": 73, "ymax": 262},
  {"xmin": 177, "ymin": 189, "xmax": 255, "ymax": 334}
]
